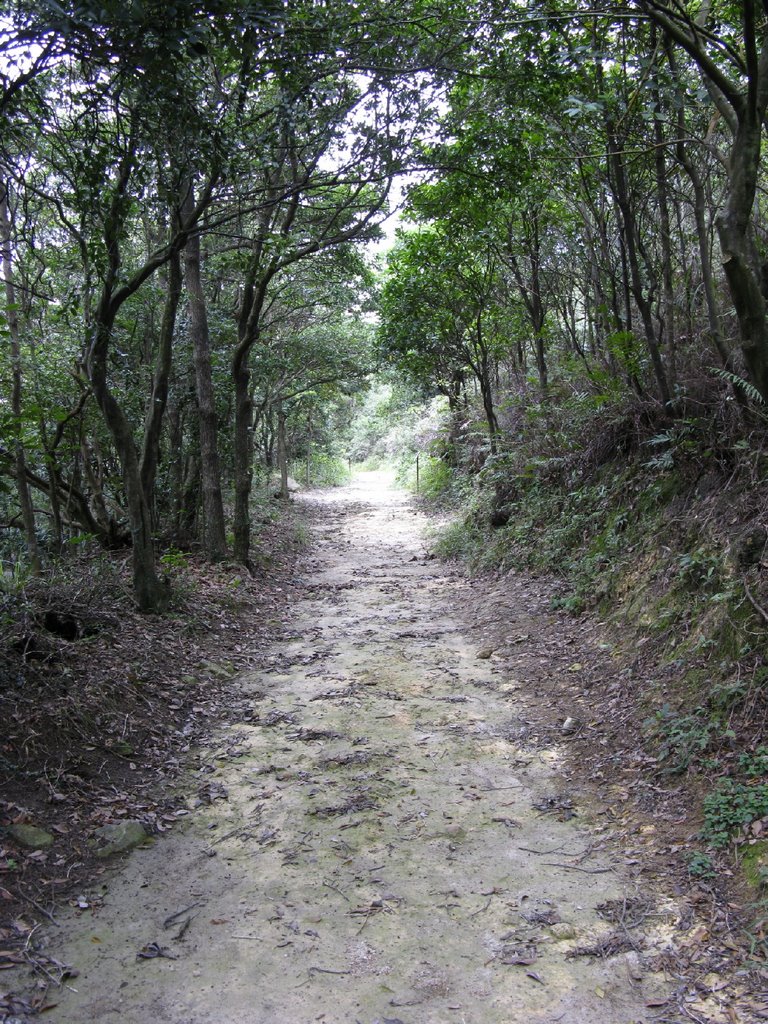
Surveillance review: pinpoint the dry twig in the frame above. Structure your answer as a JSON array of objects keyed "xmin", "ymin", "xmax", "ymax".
[{"xmin": 744, "ymin": 578, "xmax": 768, "ymax": 625}]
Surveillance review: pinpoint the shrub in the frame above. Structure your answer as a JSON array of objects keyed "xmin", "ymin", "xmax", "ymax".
[{"xmin": 702, "ymin": 779, "xmax": 768, "ymax": 848}]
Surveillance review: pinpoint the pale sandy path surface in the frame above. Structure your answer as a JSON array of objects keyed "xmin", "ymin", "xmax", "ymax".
[{"xmin": 39, "ymin": 472, "xmax": 677, "ymax": 1023}]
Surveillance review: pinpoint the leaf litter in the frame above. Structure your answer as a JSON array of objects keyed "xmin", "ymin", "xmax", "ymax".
[{"xmin": 0, "ymin": 473, "xmax": 756, "ymax": 1023}]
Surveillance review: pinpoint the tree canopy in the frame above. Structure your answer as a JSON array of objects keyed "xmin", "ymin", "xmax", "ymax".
[{"xmin": 2, "ymin": 0, "xmax": 768, "ymax": 607}]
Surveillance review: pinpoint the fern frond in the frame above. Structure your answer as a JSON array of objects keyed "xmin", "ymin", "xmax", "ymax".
[{"xmin": 709, "ymin": 367, "xmax": 765, "ymax": 404}]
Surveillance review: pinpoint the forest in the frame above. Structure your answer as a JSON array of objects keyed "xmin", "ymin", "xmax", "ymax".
[
  {"xmin": 1, "ymin": 1, "xmax": 767, "ymax": 600},
  {"xmin": 2, "ymin": 0, "xmax": 768, "ymax": 1018}
]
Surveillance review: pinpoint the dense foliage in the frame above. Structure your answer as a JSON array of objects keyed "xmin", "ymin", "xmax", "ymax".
[
  {"xmin": 0, "ymin": 0, "xmax": 447, "ymax": 606},
  {"xmin": 2, "ymin": 1, "xmax": 768, "ymax": 615}
]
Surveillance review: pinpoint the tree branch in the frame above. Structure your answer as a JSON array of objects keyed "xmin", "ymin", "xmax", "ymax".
[
  {"xmin": 744, "ymin": 578, "xmax": 768, "ymax": 625},
  {"xmin": 639, "ymin": 1, "xmax": 743, "ymax": 117}
]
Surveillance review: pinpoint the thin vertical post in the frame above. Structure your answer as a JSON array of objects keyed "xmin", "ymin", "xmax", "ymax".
[{"xmin": 306, "ymin": 409, "xmax": 311, "ymax": 487}]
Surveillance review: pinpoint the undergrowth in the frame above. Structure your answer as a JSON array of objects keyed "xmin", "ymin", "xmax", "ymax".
[
  {"xmin": 425, "ymin": 381, "xmax": 768, "ymax": 864},
  {"xmin": 292, "ymin": 454, "xmax": 351, "ymax": 488}
]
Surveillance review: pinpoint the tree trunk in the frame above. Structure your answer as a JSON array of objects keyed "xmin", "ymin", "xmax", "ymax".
[
  {"xmin": 88, "ymin": 308, "xmax": 167, "ymax": 611},
  {"xmin": 533, "ymin": 334, "xmax": 548, "ymax": 395},
  {"xmin": 608, "ymin": 132, "xmax": 672, "ymax": 405},
  {"xmin": 21, "ymin": 456, "xmax": 120, "ymax": 547},
  {"xmin": 82, "ymin": 149, "xmax": 182, "ymax": 610},
  {"xmin": 1, "ymin": 181, "xmax": 40, "ymax": 572},
  {"xmin": 179, "ymin": 452, "xmax": 201, "ymax": 546},
  {"xmin": 104, "ymin": 394, "xmax": 165, "ymax": 608},
  {"xmin": 80, "ymin": 438, "xmax": 114, "ymax": 539},
  {"xmin": 305, "ymin": 410, "xmax": 311, "ymax": 488},
  {"xmin": 263, "ymin": 411, "xmax": 275, "ymax": 469},
  {"xmin": 480, "ymin": 376, "xmax": 499, "ymax": 454},
  {"xmin": 277, "ymin": 403, "xmax": 289, "ymax": 500},
  {"xmin": 232, "ymin": 352, "xmax": 253, "ymax": 565},
  {"xmin": 643, "ymin": 0, "xmax": 768, "ymax": 402},
  {"xmin": 651, "ymin": 42, "xmax": 678, "ymax": 388},
  {"xmin": 717, "ymin": 111, "xmax": 768, "ymax": 401},
  {"xmin": 183, "ymin": 183, "xmax": 227, "ymax": 560},
  {"xmin": 468, "ymin": 317, "xmax": 499, "ymax": 455},
  {"xmin": 675, "ymin": 129, "xmax": 749, "ymax": 413},
  {"xmin": 678, "ymin": 160, "xmax": 727, "ymax": 359},
  {"xmin": 40, "ymin": 424, "xmax": 63, "ymax": 552},
  {"xmin": 140, "ymin": 247, "xmax": 181, "ymax": 503},
  {"xmin": 525, "ymin": 222, "xmax": 547, "ymax": 395},
  {"xmin": 167, "ymin": 398, "xmax": 185, "ymax": 540}
]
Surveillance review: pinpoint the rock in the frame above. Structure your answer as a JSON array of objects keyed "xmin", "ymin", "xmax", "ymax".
[
  {"xmin": 489, "ymin": 505, "xmax": 511, "ymax": 529},
  {"xmin": 500, "ymin": 682, "xmax": 521, "ymax": 694},
  {"xmin": 549, "ymin": 921, "xmax": 577, "ymax": 941},
  {"xmin": 623, "ymin": 950, "xmax": 645, "ymax": 981},
  {"xmin": 200, "ymin": 660, "xmax": 234, "ymax": 679},
  {"xmin": 730, "ymin": 525, "xmax": 767, "ymax": 569},
  {"xmin": 476, "ymin": 647, "xmax": 494, "ymax": 660},
  {"xmin": 443, "ymin": 824, "xmax": 467, "ymax": 840},
  {"xmin": 91, "ymin": 820, "xmax": 148, "ymax": 859},
  {"xmin": 7, "ymin": 823, "xmax": 54, "ymax": 849},
  {"xmin": 271, "ymin": 476, "xmax": 301, "ymax": 496},
  {"xmin": 561, "ymin": 717, "xmax": 579, "ymax": 735}
]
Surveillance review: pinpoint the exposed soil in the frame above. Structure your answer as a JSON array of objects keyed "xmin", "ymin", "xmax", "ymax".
[
  {"xmin": 0, "ymin": 508, "xmax": 306, "ymax": 1017},
  {"xmin": 2, "ymin": 473, "xmax": 766, "ymax": 1022}
]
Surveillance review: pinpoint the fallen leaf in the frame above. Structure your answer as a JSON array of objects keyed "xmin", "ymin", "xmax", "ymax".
[
  {"xmin": 136, "ymin": 942, "xmax": 176, "ymax": 960},
  {"xmin": 501, "ymin": 946, "xmax": 538, "ymax": 966}
]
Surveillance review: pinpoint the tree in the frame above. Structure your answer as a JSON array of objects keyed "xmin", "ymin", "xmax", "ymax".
[
  {"xmin": 0, "ymin": 0, "xmax": 465, "ymax": 591},
  {"xmin": 379, "ymin": 225, "xmax": 506, "ymax": 451},
  {"xmin": 637, "ymin": 0, "xmax": 768, "ymax": 401},
  {"xmin": 0, "ymin": 179, "xmax": 41, "ymax": 572},
  {"xmin": 183, "ymin": 182, "xmax": 228, "ymax": 562},
  {"xmin": 0, "ymin": 0, "xmax": 228, "ymax": 606},
  {"xmin": 226, "ymin": 81, "xmax": 395, "ymax": 565}
]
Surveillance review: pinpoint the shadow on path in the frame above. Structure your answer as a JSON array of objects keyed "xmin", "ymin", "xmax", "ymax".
[{"xmin": 42, "ymin": 473, "xmax": 675, "ymax": 1023}]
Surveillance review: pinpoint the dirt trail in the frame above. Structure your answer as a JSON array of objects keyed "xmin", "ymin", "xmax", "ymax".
[{"xmin": 40, "ymin": 473, "xmax": 678, "ymax": 1023}]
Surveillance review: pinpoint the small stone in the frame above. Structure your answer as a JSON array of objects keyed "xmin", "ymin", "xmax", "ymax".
[
  {"xmin": 476, "ymin": 648, "xmax": 494, "ymax": 660},
  {"xmin": 91, "ymin": 820, "xmax": 148, "ymax": 859},
  {"xmin": 500, "ymin": 682, "xmax": 521, "ymax": 694},
  {"xmin": 200, "ymin": 661, "xmax": 233, "ymax": 678},
  {"xmin": 549, "ymin": 922, "xmax": 577, "ymax": 941},
  {"xmin": 271, "ymin": 475, "xmax": 301, "ymax": 497},
  {"xmin": 444, "ymin": 824, "xmax": 466, "ymax": 839},
  {"xmin": 7, "ymin": 823, "xmax": 54, "ymax": 849},
  {"xmin": 624, "ymin": 950, "xmax": 644, "ymax": 981},
  {"xmin": 561, "ymin": 717, "xmax": 578, "ymax": 735}
]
